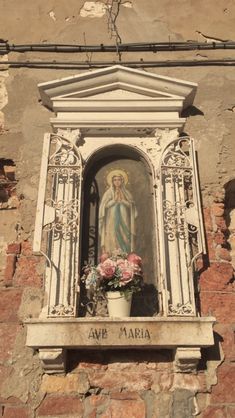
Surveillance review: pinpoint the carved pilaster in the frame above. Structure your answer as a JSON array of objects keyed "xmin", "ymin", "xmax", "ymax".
[
  {"xmin": 39, "ymin": 348, "xmax": 66, "ymax": 374},
  {"xmin": 34, "ymin": 133, "xmax": 82, "ymax": 318},
  {"xmin": 174, "ymin": 347, "xmax": 201, "ymax": 373},
  {"xmin": 57, "ymin": 128, "xmax": 82, "ymax": 146}
]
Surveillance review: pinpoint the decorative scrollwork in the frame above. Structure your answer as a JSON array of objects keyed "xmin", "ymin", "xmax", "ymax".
[
  {"xmin": 163, "ymin": 199, "xmax": 199, "ymax": 241},
  {"xmin": 44, "ymin": 198, "xmax": 79, "ymax": 234},
  {"xmin": 49, "ymin": 304, "xmax": 75, "ymax": 316},
  {"xmin": 48, "ymin": 167, "xmax": 81, "ymax": 176},
  {"xmin": 168, "ymin": 302, "xmax": 194, "ymax": 315},
  {"xmin": 49, "ymin": 135, "xmax": 81, "ymax": 167},
  {"xmin": 161, "ymin": 137, "xmax": 191, "ymax": 169},
  {"xmin": 163, "ymin": 200, "xmax": 186, "ymax": 241}
]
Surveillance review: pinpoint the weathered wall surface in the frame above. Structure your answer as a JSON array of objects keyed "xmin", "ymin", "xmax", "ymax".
[{"xmin": 0, "ymin": 1, "xmax": 235, "ymax": 417}]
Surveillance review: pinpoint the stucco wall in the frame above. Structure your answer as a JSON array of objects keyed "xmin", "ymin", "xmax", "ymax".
[{"xmin": 0, "ymin": 1, "xmax": 235, "ymax": 417}]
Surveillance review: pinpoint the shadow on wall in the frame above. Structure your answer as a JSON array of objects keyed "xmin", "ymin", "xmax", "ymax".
[
  {"xmin": 199, "ymin": 331, "xmax": 223, "ymax": 371},
  {"xmin": 224, "ymin": 179, "xmax": 235, "ymax": 228},
  {"xmin": 0, "ymin": 158, "xmax": 19, "ymax": 208},
  {"xmin": 181, "ymin": 105, "xmax": 204, "ymax": 118},
  {"xmin": 67, "ymin": 348, "xmax": 173, "ymax": 373}
]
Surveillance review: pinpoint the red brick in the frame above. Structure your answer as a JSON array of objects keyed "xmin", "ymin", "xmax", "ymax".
[
  {"xmin": 217, "ymin": 247, "xmax": 232, "ymax": 262},
  {"xmin": 89, "ymin": 394, "xmax": 108, "ymax": 407},
  {"xmin": 199, "ymin": 263, "xmax": 234, "ymax": 292},
  {"xmin": 37, "ymin": 395, "xmax": 83, "ymax": 416},
  {"xmin": 214, "ymin": 324, "xmax": 235, "ymax": 361},
  {"xmin": 13, "ymin": 256, "xmax": 43, "ymax": 288},
  {"xmin": 200, "ymin": 292, "xmax": 235, "ymax": 322},
  {"xmin": 211, "ymin": 363, "xmax": 235, "ymax": 403},
  {"xmin": 20, "ymin": 241, "xmax": 33, "ymax": 257},
  {"xmin": 6, "ymin": 243, "xmax": 21, "ymax": 255},
  {"xmin": 205, "ymin": 234, "xmax": 216, "ymax": 260},
  {"xmin": 4, "ymin": 255, "xmax": 17, "ymax": 285},
  {"xmin": 201, "ymin": 405, "xmax": 227, "ymax": 418},
  {"xmin": 88, "ymin": 371, "xmax": 152, "ymax": 391},
  {"xmin": 211, "ymin": 203, "xmax": 224, "ymax": 217},
  {"xmin": 0, "ymin": 324, "xmax": 20, "ymax": 362},
  {"xmin": 214, "ymin": 232, "xmax": 226, "ymax": 245},
  {"xmin": 2, "ymin": 406, "xmax": 29, "ymax": 418},
  {"xmin": 106, "ymin": 398, "xmax": 145, "ymax": 418},
  {"xmin": 214, "ymin": 216, "xmax": 227, "ymax": 231},
  {"xmin": 228, "ymin": 407, "xmax": 235, "ymax": 418},
  {"xmin": 159, "ymin": 372, "xmax": 174, "ymax": 391},
  {"xmin": 203, "ymin": 208, "xmax": 213, "ymax": 232},
  {"xmin": 0, "ymin": 289, "xmax": 22, "ymax": 322},
  {"xmin": 110, "ymin": 392, "xmax": 139, "ymax": 400},
  {"xmin": 77, "ymin": 361, "xmax": 108, "ymax": 371}
]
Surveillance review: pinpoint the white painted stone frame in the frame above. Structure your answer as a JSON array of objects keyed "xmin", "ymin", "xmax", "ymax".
[{"xmin": 27, "ymin": 66, "xmax": 215, "ymax": 373}]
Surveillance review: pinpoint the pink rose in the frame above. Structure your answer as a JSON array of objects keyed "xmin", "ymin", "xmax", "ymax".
[
  {"xmin": 100, "ymin": 252, "xmax": 110, "ymax": 263},
  {"xmin": 117, "ymin": 259, "xmax": 134, "ymax": 285},
  {"xmin": 97, "ymin": 258, "xmax": 116, "ymax": 279},
  {"xmin": 119, "ymin": 267, "xmax": 134, "ymax": 285},
  {"xmin": 116, "ymin": 258, "xmax": 127, "ymax": 269},
  {"xmin": 132, "ymin": 263, "xmax": 142, "ymax": 275},
  {"xmin": 127, "ymin": 253, "xmax": 142, "ymax": 266}
]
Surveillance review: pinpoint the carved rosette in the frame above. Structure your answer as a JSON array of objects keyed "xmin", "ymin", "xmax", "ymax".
[
  {"xmin": 49, "ymin": 304, "xmax": 75, "ymax": 316},
  {"xmin": 168, "ymin": 302, "xmax": 194, "ymax": 316}
]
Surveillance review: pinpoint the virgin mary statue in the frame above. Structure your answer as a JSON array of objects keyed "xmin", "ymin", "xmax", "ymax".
[{"xmin": 99, "ymin": 169, "xmax": 137, "ymax": 255}]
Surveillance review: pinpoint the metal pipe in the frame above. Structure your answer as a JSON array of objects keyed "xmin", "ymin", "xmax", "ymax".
[
  {"xmin": 0, "ymin": 41, "xmax": 235, "ymax": 54},
  {"xmin": 0, "ymin": 59, "xmax": 235, "ymax": 69}
]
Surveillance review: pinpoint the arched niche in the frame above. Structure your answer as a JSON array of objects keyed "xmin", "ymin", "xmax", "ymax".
[
  {"xmin": 26, "ymin": 68, "xmax": 215, "ymax": 374},
  {"xmin": 80, "ymin": 144, "xmax": 158, "ymax": 316}
]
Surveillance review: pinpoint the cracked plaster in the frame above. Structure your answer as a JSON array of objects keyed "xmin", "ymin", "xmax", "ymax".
[
  {"xmin": 80, "ymin": 1, "xmax": 107, "ymax": 18},
  {"xmin": 0, "ymin": 1, "xmax": 234, "ymax": 416},
  {"xmin": 0, "ymin": 328, "xmax": 44, "ymax": 405}
]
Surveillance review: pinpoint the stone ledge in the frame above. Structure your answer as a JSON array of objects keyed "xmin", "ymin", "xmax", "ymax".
[
  {"xmin": 26, "ymin": 317, "xmax": 215, "ymax": 373},
  {"xmin": 26, "ymin": 316, "xmax": 215, "ymax": 349}
]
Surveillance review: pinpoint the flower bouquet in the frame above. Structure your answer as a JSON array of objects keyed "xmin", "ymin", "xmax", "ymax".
[{"xmin": 81, "ymin": 252, "xmax": 143, "ymax": 316}]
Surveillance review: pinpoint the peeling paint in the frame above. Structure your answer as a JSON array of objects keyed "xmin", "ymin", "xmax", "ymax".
[
  {"xmin": 0, "ymin": 55, "xmax": 9, "ymax": 131},
  {"xmin": 80, "ymin": 1, "xmax": 107, "ymax": 18},
  {"xmin": 48, "ymin": 10, "xmax": 56, "ymax": 21},
  {"xmin": 121, "ymin": 1, "xmax": 133, "ymax": 8},
  {"xmin": 226, "ymin": 106, "xmax": 235, "ymax": 112},
  {"xmin": 196, "ymin": 30, "xmax": 228, "ymax": 43}
]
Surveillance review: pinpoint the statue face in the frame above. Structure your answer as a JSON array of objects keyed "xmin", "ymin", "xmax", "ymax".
[{"xmin": 112, "ymin": 176, "xmax": 122, "ymax": 188}]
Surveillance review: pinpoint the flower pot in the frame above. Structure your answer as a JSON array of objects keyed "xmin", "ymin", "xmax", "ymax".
[{"xmin": 106, "ymin": 291, "xmax": 132, "ymax": 317}]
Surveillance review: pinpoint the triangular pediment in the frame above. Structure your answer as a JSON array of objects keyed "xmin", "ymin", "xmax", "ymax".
[
  {"xmin": 82, "ymin": 88, "xmax": 152, "ymax": 99},
  {"xmin": 38, "ymin": 65, "xmax": 197, "ymax": 110},
  {"xmin": 54, "ymin": 82, "xmax": 181, "ymax": 100}
]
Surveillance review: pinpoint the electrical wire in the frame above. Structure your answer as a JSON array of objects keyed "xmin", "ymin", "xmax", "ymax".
[
  {"xmin": 0, "ymin": 41, "xmax": 235, "ymax": 54},
  {"xmin": 0, "ymin": 59, "xmax": 235, "ymax": 69}
]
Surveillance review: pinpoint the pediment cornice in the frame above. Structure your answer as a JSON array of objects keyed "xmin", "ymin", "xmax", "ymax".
[
  {"xmin": 38, "ymin": 66, "xmax": 197, "ymax": 133},
  {"xmin": 39, "ymin": 65, "xmax": 197, "ymax": 108}
]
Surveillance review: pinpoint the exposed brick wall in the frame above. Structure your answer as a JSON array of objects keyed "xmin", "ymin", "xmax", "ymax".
[
  {"xmin": 0, "ymin": 241, "xmax": 44, "ymax": 418},
  {"xmin": 1, "ymin": 0, "xmax": 235, "ymax": 414},
  {"xmin": 0, "ymin": 213, "xmax": 234, "ymax": 418},
  {"xmin": 198, "ymin": 195, "xmax": 235, "ymax": 418}
]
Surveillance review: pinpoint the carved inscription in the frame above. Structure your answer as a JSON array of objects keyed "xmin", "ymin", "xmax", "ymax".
[
  {"xmin": 87, "ymin": 327, "xmax": 151, "ymax": 341},
  {"xmin": 88, "ymin": 328, "xmax": 108, "ymax": 340},
  {"xmin": 119, "ymin": 327, "xmax": 151, "ymax": 340}
]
